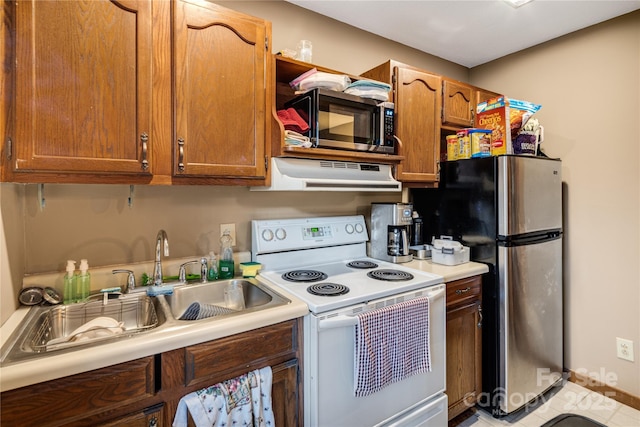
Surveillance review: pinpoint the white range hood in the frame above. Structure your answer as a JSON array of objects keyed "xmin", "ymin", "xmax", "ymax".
[{"xmin": 251, "ymin": 157, "xmax": 401, "ymax": 192}]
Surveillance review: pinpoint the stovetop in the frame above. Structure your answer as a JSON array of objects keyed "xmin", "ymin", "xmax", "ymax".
[
  {"xmin": 251, "ymin": 214, "xmax": 443, "ymax": 314},
  {"xmin": 258, "ymin": 257, "xmax": 443, "ymax": 313}
]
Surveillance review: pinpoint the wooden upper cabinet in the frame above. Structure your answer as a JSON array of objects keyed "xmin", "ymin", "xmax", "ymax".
[
  {"xmin": 443, "ymin": 78, "xmax": 501, "ymax": 129},
  {"xmin": 12, "ymin": 0, "xmax": 153, "ymax": 178},
  {"xmin": 442, "ymin": 79, "xmax": 474, "ymax": 127},
  {"xmin": 173, "ymin": 0, "xmax": 268, "ymax": 179},
  {"xmin": 360, "ymin": 61, "xmax": 441, "ymax": 184},
  {"xmin": 395, "ymin": 66, "xmax": 442, "ymax": 183}
]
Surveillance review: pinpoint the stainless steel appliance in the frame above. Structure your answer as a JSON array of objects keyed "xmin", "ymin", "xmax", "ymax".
[
  {"xmin": 369, "ymin": 202, "xmax": 414, "ymax": 263},
  {"xmin": 412, "ymin": 155, "xmax": 563, "ymax": 416},
  {"xmin": 252, "ymin": 215, "xmax": 447, "ymax": 426},
  {"xmin": 284, "ymin": 88, "xmax": 395, "ymax": 153}
]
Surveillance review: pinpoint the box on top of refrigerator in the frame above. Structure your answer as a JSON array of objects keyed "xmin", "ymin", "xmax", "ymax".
[{"xmin": 476, "ymin": 97, "xmax": 542, "ymax": 156}]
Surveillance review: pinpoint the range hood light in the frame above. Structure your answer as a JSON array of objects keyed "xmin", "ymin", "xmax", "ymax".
[{"xmin": 505, "ymin": 0, "xmax": 534, "ymax": 8}]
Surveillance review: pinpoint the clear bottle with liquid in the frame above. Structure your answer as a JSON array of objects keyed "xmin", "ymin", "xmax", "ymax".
[
  {"xmin": 218, "ymin": 231, "xmax": 234, "ymax": 280},
  {"xmin": 77, "ymin": 259, "xmax": 91, "ymax": 302},
  {"xmin": 63, "ymin": 260, "xmax": 77, "ymax": 304},
  {"xmin": 207, "ymin": 251, "xmax": 218, "ymax": 281}
]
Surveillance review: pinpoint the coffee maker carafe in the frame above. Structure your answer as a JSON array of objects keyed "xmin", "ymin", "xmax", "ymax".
[{"xmin": 369, "ymin": 202, "xmax": 413, "ymax": 263}]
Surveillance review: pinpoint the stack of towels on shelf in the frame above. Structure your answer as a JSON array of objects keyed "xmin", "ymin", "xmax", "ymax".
[{"xmin": 173, "ymin": 366, "xmax": 275, "ymax": 427}]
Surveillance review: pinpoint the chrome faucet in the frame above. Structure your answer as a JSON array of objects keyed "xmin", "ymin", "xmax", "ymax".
[{"xmin": 153, "ymin": 229, "xmax": 169, "ymax": 286}]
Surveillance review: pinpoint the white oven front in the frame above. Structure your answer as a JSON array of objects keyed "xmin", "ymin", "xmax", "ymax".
[{"xmin": 303, "ymin": 284, "xmax": 447, "ymax": 427}]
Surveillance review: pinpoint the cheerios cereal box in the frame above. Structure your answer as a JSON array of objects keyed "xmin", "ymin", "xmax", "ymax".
[{"xmin": 476, "ymin": 97, "xmax": 510, "ymax": 155}]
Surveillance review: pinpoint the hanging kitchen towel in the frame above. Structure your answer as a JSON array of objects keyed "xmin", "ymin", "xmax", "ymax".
[
  {"xmin": 354, "ymin": 296, "xmax": 431, "ymax": 397},
  {"xmin": 172, "ymin": 366, "xmax": 275, "ymax": 427}
]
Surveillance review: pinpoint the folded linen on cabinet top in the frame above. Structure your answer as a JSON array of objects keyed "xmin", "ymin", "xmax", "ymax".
[
  {"xmin": 354, "ymin": 296, "xmax": 431, "ymax": 397},
  {"xmin": 172, "ymin": 366, "xmax": 274, "ymax": 427}
]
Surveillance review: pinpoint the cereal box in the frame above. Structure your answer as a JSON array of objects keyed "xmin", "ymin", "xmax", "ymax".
[
  {"xmin": 469, "ymin": 128, "xmax": 492, "ymax": 158},
  {"xmin": 476, "ymin": 97, "xmax": 542, "ymax": 156},
  {"xmin": 476, "ymin": 97, "xmax": 510, "ymax": 155}
]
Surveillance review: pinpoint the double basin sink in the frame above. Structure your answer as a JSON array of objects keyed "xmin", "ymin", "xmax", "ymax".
[{"xmin": 1, "ymin": 278, "xmax": 290, "ymax": 365}]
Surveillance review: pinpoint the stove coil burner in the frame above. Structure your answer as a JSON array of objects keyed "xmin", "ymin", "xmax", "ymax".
[
  {"xmin": 367, "ymin": 269, "xmax": 414, "ymax": 282},
  {"xmin": 282, "ymin": 270, "xmax": 328, "ymax": 283},
  {"xmin": 347, "ymin": 260, "xmax": 379, "ymax": 269},
  {"xmin": 307, "ymin": 283, "xmax": 350, "ymax": 296}
]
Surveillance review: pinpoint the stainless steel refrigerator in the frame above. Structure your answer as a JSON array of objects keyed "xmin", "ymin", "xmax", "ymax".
[{"xmin": 412, "ymin": 155, "xmax": 563, "ymax": 416}]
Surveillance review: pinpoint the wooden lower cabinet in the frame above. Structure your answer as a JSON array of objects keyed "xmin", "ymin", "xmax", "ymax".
[
  {"xmin": 0, "ymin": 319, "xmax": 302, "ymax": 427},
  {"xmin": 446, "ymin": 275, "xmax": 483, "ymax": 421}
]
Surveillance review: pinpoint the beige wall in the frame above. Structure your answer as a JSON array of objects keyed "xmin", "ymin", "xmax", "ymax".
[
  {"xmin": 1, "ymin": 0, "xmax": 638, "ymax": 398},
  {"xmin": 471, "ymin": 11, "xmax": 640, "ymax": 396}
]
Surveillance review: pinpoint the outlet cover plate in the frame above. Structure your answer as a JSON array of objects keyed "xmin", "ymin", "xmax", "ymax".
[{"xmin": 616, "ymin": 337, "xmax": 635, "ymax": 362}]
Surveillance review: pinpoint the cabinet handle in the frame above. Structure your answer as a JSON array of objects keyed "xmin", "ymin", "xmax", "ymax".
[
  {"xmin": 148, "ymin": 416, "xmax": 158, "ymax": 427},
  {"xmin": 140, "ymin": 133, "xmax": 149, "ymax": 170},
  {"xmin": 478, "ymin": 304, "xmax": 483, "ymax": 328},
  {"xmin": 455, "ymin": 287, "xmax": 471, "ymax": 295},
  {"xmin": 177, "ymin": 137, "xmax": 185, "ymax": 172}
]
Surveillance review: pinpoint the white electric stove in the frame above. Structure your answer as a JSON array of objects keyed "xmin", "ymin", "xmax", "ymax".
[{"xmin": 252, "ymin": 215, "xmax": 448, "ymax": 427}]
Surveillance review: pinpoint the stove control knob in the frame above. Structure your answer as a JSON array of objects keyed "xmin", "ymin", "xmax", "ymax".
[
  {"xmin": 261, "ymin": 229, "xmax": 274, "ymax": 242},
  {"xmin": 345, "ymin": 224, "xmax": 354, "ymax": 234},
  {"xmin": 355, "ymin": 223, "xmax": 364, "ymax": 234},
  {"xmin": 275, "ymin": 228, "xmax": 287, "ymax": 240}
]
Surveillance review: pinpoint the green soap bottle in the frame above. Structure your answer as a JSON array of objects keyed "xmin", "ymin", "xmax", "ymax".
[
  {"xmin": 218, "ymin": 231, "xmax": 234, "ymax": 280},
  {"xmin": 77, "ymin": 259, "xmax": 91, "ymax": 302},
  {"xmin": 63, "ymin": 260, "xmax": 77, "ymax": 305}
]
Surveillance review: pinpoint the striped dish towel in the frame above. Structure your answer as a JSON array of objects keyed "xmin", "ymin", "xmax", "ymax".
[{"xmin": 354, "ymin": 296, "xmax": 431, "ymax": 397}]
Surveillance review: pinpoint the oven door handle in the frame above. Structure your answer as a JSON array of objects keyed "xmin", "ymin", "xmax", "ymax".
[
  {"xmin": 317, "ymin": 285, "xmax": 445, "ymax": 331},
  {"xmin": 318, "ymin": 315, "xmax": 359, "ymax": 330}
]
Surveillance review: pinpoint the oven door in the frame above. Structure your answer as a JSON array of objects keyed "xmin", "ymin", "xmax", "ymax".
[{"xmin": 303, "ymin": 284, "xmax": 446, "ymax": 427}]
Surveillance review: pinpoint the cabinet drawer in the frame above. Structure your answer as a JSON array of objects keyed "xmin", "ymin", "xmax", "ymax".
[
  {"xmin": 0, "ymin": 356, "xmax": 156, "ymax": 427},
  {"xmin": 184, "ymin": 320, "xmax": 299, "ymax": 387},
  {"xmin": 446, "ymin": 275, "xmax": 481, "ymax": 307}
]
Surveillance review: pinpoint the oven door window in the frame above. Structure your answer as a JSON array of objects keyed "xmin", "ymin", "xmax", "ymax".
[{"xmin": 318, "ymin": 100, "xmax": 374, "ymax": 144}]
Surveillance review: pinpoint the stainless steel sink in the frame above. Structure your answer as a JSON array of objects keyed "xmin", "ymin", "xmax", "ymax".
[
  {"xmin": 1, "ymin": 278, "xmax": 290, "ymax": 365},
  {"xmin": 161, "ymin": 278, "xmax": 290, "ymax": 321},
  {"xmin": 1, "ymin": 293, "xmax": 164, "ymax": 364}
]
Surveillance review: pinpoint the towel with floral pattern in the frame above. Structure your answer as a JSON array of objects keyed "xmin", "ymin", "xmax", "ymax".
[
  {"xmin": 173, "ymin": 366, "xmax": 274, "ymax": 427},
  {"xmin": 354, "ymin": 296, "xmax": 431, "ymax": 397}
]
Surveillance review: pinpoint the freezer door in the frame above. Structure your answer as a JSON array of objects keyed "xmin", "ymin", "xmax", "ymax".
[
  {"xmin": 497, "ymin": 156, "xmax": 562, "ymax": 237},
  {"xmin": 497, "ymin": 237, "xmax": 563, "ymax": 414}
]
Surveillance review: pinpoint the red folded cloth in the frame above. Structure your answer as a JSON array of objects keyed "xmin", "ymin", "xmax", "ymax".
[{"xmin": 277, "ymin": 108, "xmax": 309, "ymax": 133}]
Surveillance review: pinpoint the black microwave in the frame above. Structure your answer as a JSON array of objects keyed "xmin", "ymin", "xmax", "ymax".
[{"xmin": 284, "ymin": 88, "xmax": 395, "ymax": 154}]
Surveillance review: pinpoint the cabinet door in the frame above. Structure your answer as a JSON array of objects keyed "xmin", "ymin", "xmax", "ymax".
[
  {"xmin": 442, "ymin": 80, "xmax": 474, "ymax": 127},
  {"xmin": 174, "ymin": 0, "xmax": 267, "ymax": 178},
  {"xmin": 394, "ymin": 66, "xmax": 441, "ymax": 182},
  {"xmin": 271, "ymin": 360, "xmax": 301, "ymax": 427},
  {"xmin": 13, "ymin": 0, "xmax": 152, "ymax": 176},
  {"xmin": 446, "ymin": 300, "xmax": 482, "ymax": 420}
]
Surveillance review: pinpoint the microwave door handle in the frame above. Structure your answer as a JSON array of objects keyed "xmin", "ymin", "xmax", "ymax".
[{"xmin": 318, "ymin": 315, "xmax": 359, "ymax": 330}]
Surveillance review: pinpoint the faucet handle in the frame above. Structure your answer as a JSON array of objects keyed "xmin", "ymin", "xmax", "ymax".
[
  {"xmin": 178, "ymin": 260, "xmax": 199, "ymax": 283},
  {"xmin": 112, "ymin": 269, "xmax": 136, "ymax": 292}
]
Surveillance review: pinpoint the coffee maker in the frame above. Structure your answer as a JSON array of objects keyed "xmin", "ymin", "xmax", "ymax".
[{"xmin": 369, "ymin": 202, "xmax": 413, "ymax": 263}]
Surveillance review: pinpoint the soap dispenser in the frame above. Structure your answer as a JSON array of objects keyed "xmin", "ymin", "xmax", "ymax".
[
  {"xmin": 63, "ymin": 260, "xmax": 77, "ymax": 304},
  {"xmin": 77, "ymin": 259, "xmax": 91, "ymax": 302},
  {"xmin": 207, "ymin": 251, "xmax": 218, "ymax": 281},
  {"xmin": 219, "ymin": 231, "xmax": 234, "ymax": 280}
]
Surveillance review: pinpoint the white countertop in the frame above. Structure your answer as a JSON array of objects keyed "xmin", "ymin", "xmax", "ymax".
[{"xmin": 405, "ymin": 259, "xmax": 488, "ymax": 283}]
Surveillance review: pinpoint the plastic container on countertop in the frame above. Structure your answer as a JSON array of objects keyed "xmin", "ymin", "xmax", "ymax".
[{"xmin": 431, "ymin": 237, "xmax": 470, "ymax": 266}]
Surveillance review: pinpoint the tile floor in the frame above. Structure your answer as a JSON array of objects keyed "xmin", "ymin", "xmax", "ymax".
[{"xmin": 456, "ymin": 381, "xmax": 640, "ymax": 427}]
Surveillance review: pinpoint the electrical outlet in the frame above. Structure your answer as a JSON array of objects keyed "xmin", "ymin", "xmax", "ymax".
[
  {"xmin": 220, "ymin": 223, "xmax": 236, "ymax": 246},
  {"xmin": 616, "ymin": 337, "xmax": 635, "ymax": 362}
]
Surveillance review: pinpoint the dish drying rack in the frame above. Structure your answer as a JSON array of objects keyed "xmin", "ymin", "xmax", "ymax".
[{"xmin": 25, "ymin": 295, "xmax": 159, "ymax": 353}]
